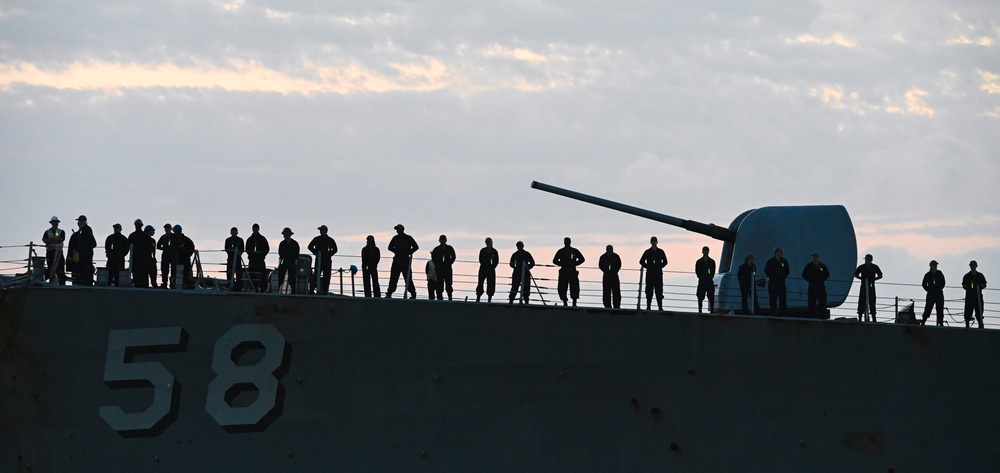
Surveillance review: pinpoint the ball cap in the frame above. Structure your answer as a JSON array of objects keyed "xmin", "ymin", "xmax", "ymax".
[
  {"xmin": 173, "ymin": 224, "xmax": 182, "ymax": 232},
  {"xmin": 394, "ymin": 224, "xmax": 404, "ymax": 231},
  {"xmin": 76, "ymin": 215, "xmax": 87, "ymax": 221},
  {"xmin": 113, "ymin": 223, "xmax": 122, "ymax": 229},
  {"xmin": 144, "ymin": 225, "xmax": 154, "ymax": 232},
  {"xmin": 930, "ymin": 260, "xmax": 938, "ymax": 266},
  {"xmin": 49, "ymin": 216, "xmax": 60, "ymax": 223},
  {"xmin": 163, "ymin": 223, "xmax": 172, "ymax": 229},
  {"xmin": 970, "ymin": 260, "xmax": 978, "ymax": 268},
  {"xmin": 864, "ymin": 254, "xmax": 873, "ymax": 260},
  {"xmin": 318, "ymin": 225, "xmax": 328, "ymax": 231},
  {"xmin": 282, "ymin": 227, "xmax": 293, "ymax": 235}
]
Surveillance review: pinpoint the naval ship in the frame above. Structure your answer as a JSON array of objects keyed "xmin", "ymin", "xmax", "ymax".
[{"xmin": 2, "ymin": 182, "xmax": 998, "ymax": 472}]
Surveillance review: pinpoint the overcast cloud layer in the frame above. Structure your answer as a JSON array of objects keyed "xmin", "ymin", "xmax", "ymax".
[{"xmin": 1, "ymin": 0, "xmax": 998, "ymax": 315}]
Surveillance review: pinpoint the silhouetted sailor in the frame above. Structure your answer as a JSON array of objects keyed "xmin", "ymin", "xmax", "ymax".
[
  {"xmin": 425, "ymin": 252, "xmax": 440, "ymax": 300},
  {"xmin": 920, "ymin": 260, "xmax": 946, "ymax": 326},
  {"xmin": 104, "ymin": 223, "xmax": 129, "ymax": 287},
  {"xmin": 127, "ymin": 220, "xmax": 150, "ymax": 288},
  {"xmin": 225, "ymin": 227, "xmax": 245, "ymax": 291},
  {"xmin": 157, "ymin": 223, "xmax": 178, "ymax": 289},
  {"xmin": 386, "ymin": 224, "xmax": 418, "ymax": 299},
  {"xmin": 640, "ymin": 236, "xmax": 668, "ymax": 311},
  {"xmin": 737, "ymin": 253, "xmax": 761, "ymax": 315},
  {"xmin": 508, "ymin": 241, "xmax": 535, "ymax": 304},
  {"xmin": 308, "ymin": 225, "xmax": 338, "ymax": 295},
  {"xmin": 962, "ymin": 261, "xmax": 987, "ymax": 329},
  {"xmin": 67, "ymin": 215, "xmax": 97, "ymax": 286},
  {"xmin": 553, "ymin": 237, "xmax": 585, "ymax": 307},
  {"xmin": 42, "ymin": 216, "xmax": 66, "ymax": 285},
  {"xmin": 854, "ymin": 254, "xmax": 883, "ymax": 322},
  {"xmin": 246, "ymin": 224, "xmax": 270, "ymax": 292},
  {"xmin": 765, "ymin": 247, "xmax": 790, "ymax": 315},
  {"xmin": 361, "ymin": 235, "xmax": 381, "ymax": 298},
  {"xmin": 476, "ymin": 237, "xmax": 499, "ymax": 303},
  {"xmin": 431, "ymin": 235, "xmax": 457, "ymax": 300},
  {"xmin": 144, "ymin": 225, "xmax": 158, "ymax": 288},
  {"xmin": 277, "ymin": 227, "xmax": 300, "ymax": 294},
  {"xmin": 599, "ymin": 245, "xmax": 622, "ymax": 309},
  {"xmin": 801, "ymin": 251, "xmax": 830, "ymax": 317},
  {"xmin": 175, "ymin": 225, "xmax": 195, "ymax": 289},
  {"xmin": 695, "ymin": 246, "xmax": 716, "ymax": 313}
]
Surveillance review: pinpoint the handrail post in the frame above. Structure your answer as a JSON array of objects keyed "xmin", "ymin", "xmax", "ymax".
[{"xmin": 637, "ymin": 267, "xmax": 644, "ymax": 310}]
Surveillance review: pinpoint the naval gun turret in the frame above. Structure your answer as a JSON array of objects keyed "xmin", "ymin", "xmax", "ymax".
[{"xmin": 531, "ymin": 181, "xmax": 858, "ymax": 316}]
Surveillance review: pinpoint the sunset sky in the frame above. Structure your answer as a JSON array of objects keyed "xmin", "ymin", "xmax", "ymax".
[{"xmin": 1, "ymin": 0, "xmax": 997, "ymax": 317}]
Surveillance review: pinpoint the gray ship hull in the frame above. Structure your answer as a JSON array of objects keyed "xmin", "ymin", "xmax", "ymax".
[{"xmin": 2, "ymin": 286, "xmax": 998, "ymax": 472}]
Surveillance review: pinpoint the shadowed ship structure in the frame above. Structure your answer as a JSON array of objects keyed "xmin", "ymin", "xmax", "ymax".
[{"xmin": 1, "ymin": 183, "xmax": 998, "ymax": 472}]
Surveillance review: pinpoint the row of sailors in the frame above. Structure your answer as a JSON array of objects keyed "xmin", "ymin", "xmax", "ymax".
[{"xmin": 40, "ymin": 216, "xmax": 988, "ymax": 327}]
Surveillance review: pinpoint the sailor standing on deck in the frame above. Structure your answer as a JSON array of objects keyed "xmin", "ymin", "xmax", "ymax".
[
  {"xmin": 386, "ymin": 224, "xmax": 418, "ymax": 299},
  {"xmin": 277, "ymin": 227, "xmax": 300, "ymax": 294},
  {"xmin": 127, "ymin": 220, "xmax": 150, "ymax": 288},
  {"xmin": 361, "ymin": 235, "xmax": 381, "ymax": 298},
  {"xmin": 431, "ymin": 235, "xmax": 457, "ymax": 300},
  {"xmin": 225, "ymin": 227, "xmax": 245, "ymax": 291},
  {"xmin": 553, "ymin": 237, "xmax": 585, "ymax": 307},
  {"xmin": 476, "ymin": 237, "xmax": 499, "ymax": 303},
  {"xmin": 144, "ymin": 225, "xmax": 158, "ymax": 288},
  {"xmin": 175, "ymin": 225, "xmax": 195, "ymax": 289},
  {"xmin": 42, "ymin": 216, "xmax": 67, "ymax": 285},
  {"xmin": 640, "ymin": 237, "xmax": 668, "ymax": 311},
  {"xmin": 599, "ymin": 245, "xmax": 622, "ymax": 309},
  {"xmin": 308, "ymin": 225, "xmax": 338, "ymax": 295},
  {"xmin": 67, "ymin": 215, "xmax": 97, "ymax": 286},
  {"xmin": 920, "ymin": 260, "xmax": 946, "ymax": 326},
  {"xmin": 765, "ymin": 246, "xmax": 790, "ymax": 315},
  {"xmin": 425, "ymin": 252, "xmax": 440, "ymax": 300},
  {"xmin": 104, "ymin": 223, "xmax": 129, "ymax": 287},
  {"xmin": 695, "ymin": 246, "xmax": 716, "ymax": 313},
  {"xmin": 508, "ymin": 241, "xmax": 535, "ymax": 304},
  {"xmin": 157, "ymin": 223, "xmax": 178, "ymax": 289},
  {"xmin": 962, "ymin": 261, "xmax": 987, "ymax": 329},
  {"xmin": 801, "ymin": 251, "xmax": 830, "ymax": 317},
  {"xmin": 246, "ymin": 224, "xmax": 270, "ymax": 292},
  {"xmin": 854, "ymin": 254, "xmax": 883, "ymax": 322},
  {"xmin": 738, "ymin": 253, "xmax": 761, "ymax": 315}
]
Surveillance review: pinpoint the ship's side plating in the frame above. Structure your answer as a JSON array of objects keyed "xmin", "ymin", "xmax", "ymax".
[{"xmin": 2, "ymin": 287, "xmax": 998, "ymax": 472}]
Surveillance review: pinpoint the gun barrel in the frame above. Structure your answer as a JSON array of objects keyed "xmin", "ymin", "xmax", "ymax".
[{"xmin": 530, "ymin": 181, "xmax": 737, "ymax": 242}]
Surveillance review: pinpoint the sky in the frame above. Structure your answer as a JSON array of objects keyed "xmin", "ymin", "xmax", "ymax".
[{"xmin": 1, "ymin": 0, "xmax": 998, "ymax": 319}]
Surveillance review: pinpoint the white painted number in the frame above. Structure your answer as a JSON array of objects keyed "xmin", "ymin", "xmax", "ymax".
[
  {"xmin": 99, "ymin": 327, "xmax": 186, "ymax": 437},
  {"xmin": 205, "ymin": 324, "xmax": 289, "ymax": 431}
]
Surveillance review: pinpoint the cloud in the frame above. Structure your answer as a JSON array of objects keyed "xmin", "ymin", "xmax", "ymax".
[
  {"xmin": 982, "ymin": 71, "xmax": 1000, "ymax": 94},
  {"xmin": 946, "ymin": 36, "xmax": 995, "ymax": 46},
  {"xmin": 785, "ymin": 33, "xmax": 857, "ymax": 47}
]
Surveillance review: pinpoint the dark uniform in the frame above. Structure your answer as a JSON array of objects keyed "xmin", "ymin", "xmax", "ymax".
[
  {"xmin": 277, "ymin": 228, "xmax": 300, "ymax": 294},
  {"xmin": 127, "ymin": 221, "xmax": 151, "ymax": 287},
  {"xmin": 104, "ymin": 225, "xmax": 129, "ymax": 287},
  {"xmin": 431, "ymin": 236, "xmax": 457, "ymax": 300},
  {"xmin": 854, "ymin": 257, "xmax": 883, "ymax": 321},
  {"xmin": 225, "ymin": 229, "xmax": 245, "ymax": 291},
  {"xmin": 695, "ymin": 249, "xmax": 716, "ymax": 313},
  {"xmin": 67, "ymin": 216, "xmax": 97, "ymax": 286},
  {"xmin": 737, "ymin": 254, "xmax": 760, "ymax": 314},
  {"xmin": 640, "ymin": 242, "xmax": 667, "ymax": 310},
  {"xmin": 246, "ymin": 225, "xmax": 270, "ymax": 292},
  {"xmin": 508, "ymin": 243, "xmax": 535, "ymax": 304},
  {"xmin": 476, "ymin": 239, "xmax": 499, "ymax": 303},
  {"xmin": 553, "ymin": 238, "xmax": 585, "ymax": 307},
  {"xmin": 175, "ymin": 227, "xmax": 195, "ymax": 289},
  {"xmin": 920, "ymin": 262, "xmax": 946, "ymax": 326},
  {"xmin": 42, "ymin": 218, "xmax": 67, "ymax": 285},
  {"xmin": 764, "ymin": 249, "xmax": 790, "ymax": 314},
  {"xmin": 361, "ymin": 236, "xmax": 381, "ymax": 298},
  {"xmin": 144, "ymin": 227, "xmax": 158, "ymax": 288},
  {"xmin": 801, "ymin": 254, "xmax": 830, "ymax": 316},
  {"xmin": 308, "ymin": 227, "xmax": 338, "ymax": 295},
  {"xmin": 387, "ymin": 225, "xmax": 418, "ymax": 299},
  {"xmin": 962, "ymin": 262, "xmax": 987, "ymax": 329},
  {"xmin": 157, "ymin": 225, "xmax": 178, "ymax": 289},
  {"xmin": 599, "ymin": 246, "xmax": 622, "ymax": 309}
]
